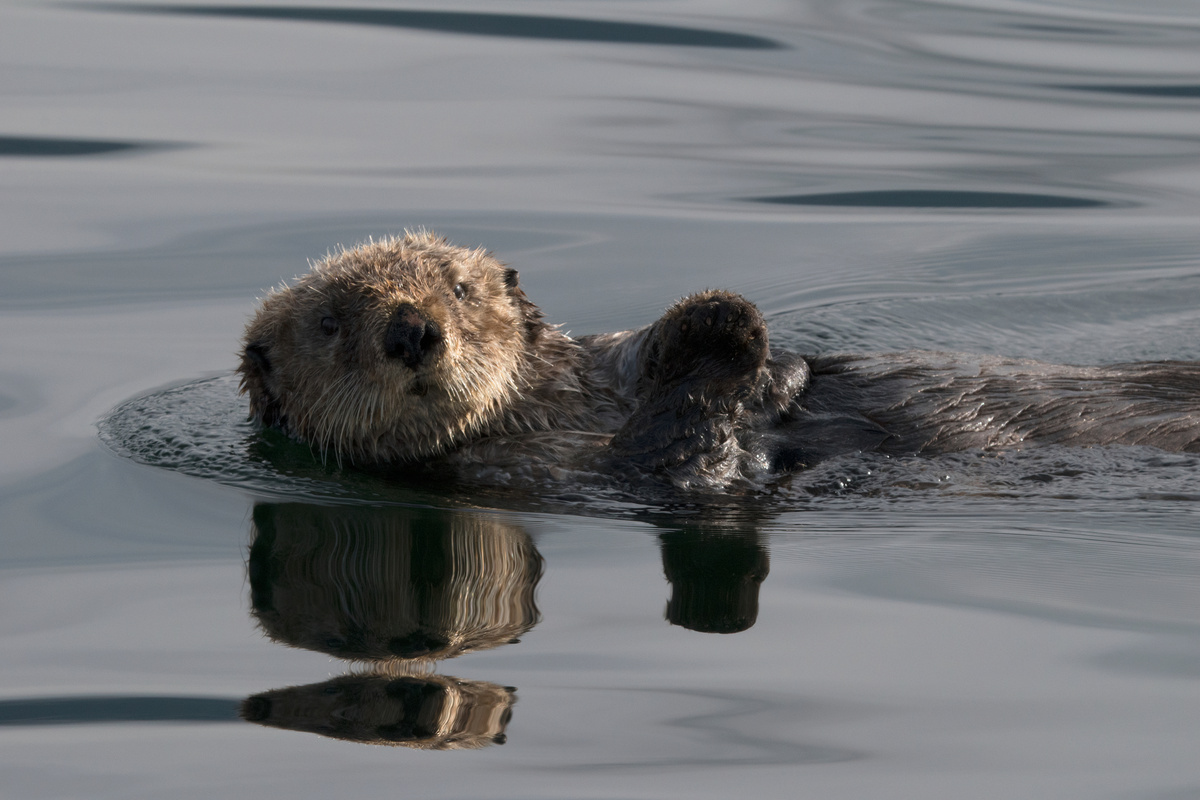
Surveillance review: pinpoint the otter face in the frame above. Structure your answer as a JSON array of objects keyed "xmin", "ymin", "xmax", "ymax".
[{"xmin": 237, "ymin": 232, "xmax": 538, "ymax": 463}]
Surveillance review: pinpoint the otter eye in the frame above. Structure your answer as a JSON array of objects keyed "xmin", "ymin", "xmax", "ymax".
[
  {"xmin": 453, "ymin": 283, "xmax": 467, "ymax": 301},
  {"xmin": 320, "ymin": 316, "xmax": 339, "ymax": 336}
]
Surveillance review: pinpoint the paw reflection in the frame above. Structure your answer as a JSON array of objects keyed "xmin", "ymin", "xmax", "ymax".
[{"xmin": 660, "ymin": 529, "xmax": 768, "ymax": 634}]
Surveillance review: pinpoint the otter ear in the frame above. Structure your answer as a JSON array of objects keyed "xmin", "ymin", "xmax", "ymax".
[
  {"xmin": 238, "ymin": 340, "xmax": 283, "ymax": 427},
  {"xmin": 243, "ymin": 342, "xmax": 272, "ymax": 375},
  {"xmin": 503, "ymin": 268, "xmax": 519, "ymax": 288}
]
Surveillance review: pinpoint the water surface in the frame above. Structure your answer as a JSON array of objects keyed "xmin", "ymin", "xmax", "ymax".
[{"xmin": 2, "ymin": 0, "xmax": 1200, "ymax": 797}]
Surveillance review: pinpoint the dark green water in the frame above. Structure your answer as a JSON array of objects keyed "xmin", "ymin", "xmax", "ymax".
[{"xmin": 2, "ymin": 0, "xmax": 1200, "ymax": 797}]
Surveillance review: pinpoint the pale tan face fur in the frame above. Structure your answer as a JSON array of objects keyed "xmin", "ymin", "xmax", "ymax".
[{"xmin": 238, "ymin": 232, "xmax": 537, "ymax": 463}]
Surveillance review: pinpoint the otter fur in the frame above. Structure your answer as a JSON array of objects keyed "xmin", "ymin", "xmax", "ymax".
[{"xmin": 238, "ymin": 232, "xmax": 1200, "ymax": 490}]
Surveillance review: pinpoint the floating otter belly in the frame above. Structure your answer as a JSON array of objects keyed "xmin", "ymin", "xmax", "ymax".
[{"xmin": 237, "ymin": 232, "xmax": 1200, "ymax": 489}]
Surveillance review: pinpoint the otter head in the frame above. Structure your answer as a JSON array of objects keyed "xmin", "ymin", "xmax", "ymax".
[{"xmin": 237, "ymin": 232, "xmax": 541, "ymax": 464}]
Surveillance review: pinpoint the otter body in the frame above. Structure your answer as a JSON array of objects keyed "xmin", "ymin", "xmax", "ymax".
[
  {"xmin": 778, "ymin": 353, "xmax": 1200, "ymax": 469},
  {"xmin": 238, "ymin": 233, "xmax": 1200, "ymax": 490}
]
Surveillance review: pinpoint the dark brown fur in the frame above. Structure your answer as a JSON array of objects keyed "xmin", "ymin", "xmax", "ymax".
[{"xmin": 776, "ymin": 352, "xmax": 1200, "ymax": 467}]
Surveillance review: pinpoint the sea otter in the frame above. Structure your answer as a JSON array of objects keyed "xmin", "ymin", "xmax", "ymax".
[{"xmin": 237, "ymin": 232, "xmax": 1200, "ymax": 490}]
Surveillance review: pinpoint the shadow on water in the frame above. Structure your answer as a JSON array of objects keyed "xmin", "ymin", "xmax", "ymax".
[
  {"xmin": 0, "ymin": 135, "xmax": 179, "ymax": 158},
  {"xmin": 1056, "ymin": 84, "xmax": 1200, "ymax": 99},
  {"xmin": 0, "ymin": 696, "xmax": 240, "ymax": 725},
  {"xmin": 752, "ymin": 189, "xmax": 1112, "ymax": 209},
  {"xmin": 84, "ymin": 4, "xmax": 783, "ymax": 49}
]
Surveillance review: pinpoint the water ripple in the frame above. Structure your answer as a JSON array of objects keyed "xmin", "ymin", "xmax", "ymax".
[
  {"xmin": 1057, "ymin": 84, "xmax": 1200, "ymax": 98},
  {"xmin": 87, "ymin": 4, "xmax": 783, "ymax": 49},
  {"xmin": 0, "ymin": 135, "xmax": 167, "ymax": 158},
  {"xmin": 753, "ymin": 189, "xmax": 1111, "ymax": 209}
]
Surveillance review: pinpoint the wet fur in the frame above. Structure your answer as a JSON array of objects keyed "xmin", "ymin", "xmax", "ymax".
[
  {"xmin": 239, "ymin": 232, "xmax": 608, "ymax": 465},
  {"xmin": 781, "ymin": 353, "xmax": 1200, "ymax": 466},
  {"xmin": 239, "ymin": 232, "xmax": 1200, "ymax": 489}
]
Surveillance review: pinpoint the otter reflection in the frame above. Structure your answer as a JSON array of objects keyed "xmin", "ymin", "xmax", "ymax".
[
  {"xmin": 659, "ymin": 529, "xmax": 769, "ymax": 634},
  {"xmin": 241, "ymin": 673, "xmax": 514, "ymax": 749},
  {"xmin": 248, "ymin": 502, "xmax": 543, "ymax": 661}
]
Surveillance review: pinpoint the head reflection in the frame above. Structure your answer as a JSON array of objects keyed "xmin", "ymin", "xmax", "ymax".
[
  {"xmin": 241, "ymin": 673, "xmax": 515, "ymax": 749},
  {"xmin": 247, "ymin": 502, "xmax": 544, "ymax": 661},
  {"xmin": 659, "ymin": 529, "xmax": 769, "ymax": 634}
]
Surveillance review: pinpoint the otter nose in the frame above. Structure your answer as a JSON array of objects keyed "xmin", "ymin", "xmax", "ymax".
[{"xmin": 384, "ymin": 303, "xmax": 443, "ymax": 369}]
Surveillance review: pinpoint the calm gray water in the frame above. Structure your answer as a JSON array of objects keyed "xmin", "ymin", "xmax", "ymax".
[{"xmin": 3, "ymin": 0, "xmax": 1200, "ymax": 797}]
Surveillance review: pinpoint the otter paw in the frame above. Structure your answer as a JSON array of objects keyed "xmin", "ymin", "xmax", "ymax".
[
  {"xmin": 611, "ymin": 292, "xmax": 770, "ymax": 480},
  {"xmin": 650, "ymin": 291, "xmax": 769, "ymax": 385}
]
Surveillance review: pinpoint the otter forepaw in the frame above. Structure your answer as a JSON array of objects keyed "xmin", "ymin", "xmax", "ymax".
[
  {"xmin": 648, "ymin": 290, "xmax": 769, "ymax": 386},
  {"xmin": 609, "ymin": 292, "xmax": 773, "ymax": 485}
]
